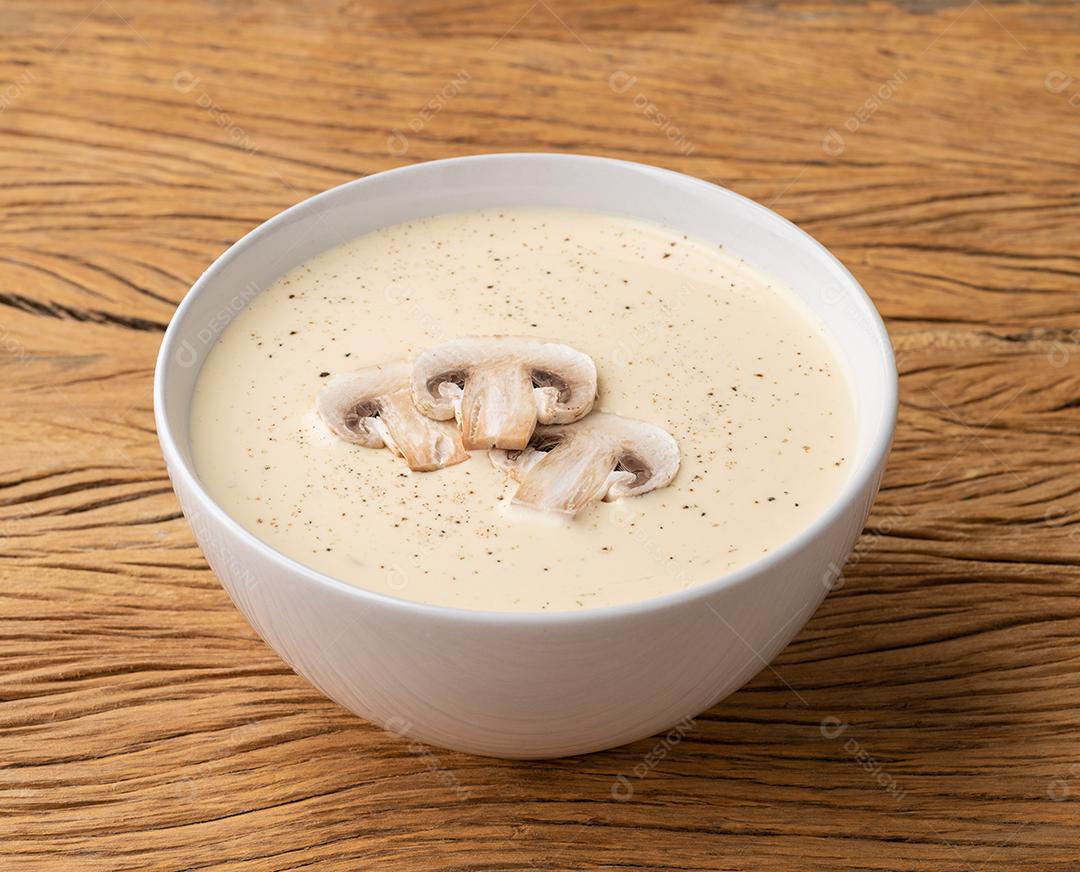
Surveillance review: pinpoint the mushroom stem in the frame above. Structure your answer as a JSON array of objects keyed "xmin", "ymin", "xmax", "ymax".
[
  {"xmin": 377, "ymin": 389, "xmax": 469, "ymax": 472},
  {"xmin": 457, "ymin": 364, "xmax": 537, "ymax": 451},
  {"xmin": 511, "ymin": 439, "xmax": 618, "ymax": 515}
]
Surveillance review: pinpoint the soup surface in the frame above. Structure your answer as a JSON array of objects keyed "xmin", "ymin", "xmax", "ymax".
[{"xmin": 190, "ymin": 207, "xmax": 856, "ymax": 611}]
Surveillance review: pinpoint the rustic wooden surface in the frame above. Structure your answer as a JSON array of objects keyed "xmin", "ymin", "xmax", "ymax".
[{"xmin": 2, "ymin": 0, "xmax": 1078, "ymax": 868}]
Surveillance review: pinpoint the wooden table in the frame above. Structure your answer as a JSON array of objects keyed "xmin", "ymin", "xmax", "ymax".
[{"xmin": 2, "ymin": 1, "xmax": 1078, "ymax": 868}]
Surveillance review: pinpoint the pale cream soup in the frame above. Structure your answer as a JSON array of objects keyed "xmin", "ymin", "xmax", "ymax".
[{"xmin": 190, "ymin": 207, "xmax": 856, "ymax": 612}]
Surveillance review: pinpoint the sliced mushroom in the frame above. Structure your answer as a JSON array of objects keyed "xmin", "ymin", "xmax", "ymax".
[
  {"xmin": 317, "ymin": 361, "xmax": 468, "ymax": 472},
  {"xmin": 490, "ymin": 413, "xmax": 679, "ymax": 516},
  {"xmin": 411, "ymin": 336, "xmax": 597, "ymax": 451}
]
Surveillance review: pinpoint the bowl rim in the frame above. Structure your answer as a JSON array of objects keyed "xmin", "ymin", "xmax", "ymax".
[{"xmin": 154, "ymin": 152, "xmax": 898, "ymax": 626}]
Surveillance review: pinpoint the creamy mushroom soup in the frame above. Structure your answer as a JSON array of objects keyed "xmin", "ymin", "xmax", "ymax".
[{"xmin": 190, "ymin": 207, "xmax": 856, "ymax": 611}]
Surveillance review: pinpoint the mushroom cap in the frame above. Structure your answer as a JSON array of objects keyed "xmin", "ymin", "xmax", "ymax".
[
  {"xmin": 317, "ymin": 362, "xmax": 411, "ymax": 447},
  {"xmin": 316, "ymin": 361, "xmax": 468, "ymax": 471},
  {"xmin": 410, "ymin": 336, "xmax": 597, "ymax": 425},
  {"xmin": 491, "ymin": 412, "xmax": 680, "ymax": 514},
  {"xmin": 580, "ymin": 414, "xmax": 681, "ymax": 500}
]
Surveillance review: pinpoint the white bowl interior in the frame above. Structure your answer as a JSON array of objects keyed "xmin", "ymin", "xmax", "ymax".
[{"xmin": 159, "ymin": 154, "xmax": 895, "ymax": 563}]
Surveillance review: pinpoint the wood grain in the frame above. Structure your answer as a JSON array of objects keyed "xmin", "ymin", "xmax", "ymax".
[{"xmin": 1, "ymin": 0, "xmax": 1078, "ymax": 868}]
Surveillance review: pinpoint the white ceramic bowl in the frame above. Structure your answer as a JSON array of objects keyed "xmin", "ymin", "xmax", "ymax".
[{"xmin": 155, "ymin": 154, "xmax": 896, "ymax": 759}]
